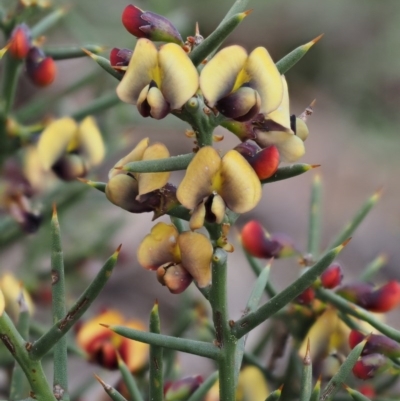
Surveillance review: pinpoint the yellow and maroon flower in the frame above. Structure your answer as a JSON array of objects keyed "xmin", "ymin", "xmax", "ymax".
[
  {"xmin": 37, "ymin": 116, "xmax": 105, "ymax": 181},
  {"xmin": 200, "ymin": 45, "xmax": 283, "ymax": 121},
  {"xmin": 137, "ymin": 222, "xmax": 213, "ymax": 292},
  {"xmin": 106, "ymin": 138, "xmax": 175, "ymax": 214},
  {"xmin": 116, "ymin": 38, "xmax": 198, "ymax": 119},
  {"xmin": 177, "ymin": 147, "xmax": 262, "ymax": 230},
  {"xmin": 76, "ymin": 309, "xmax": 148, "ymax": 371},
  {"xmin": 241, "ymin": 220, "xmax": 297, "ymax": 259},
  {"xmin": 25, "ymin": 47, "xmax": 56, "ymax": 87},
  {"xmin": 8, "ymin": 24, "xmax": 32, "ymax": 59},
  {"xmin": 122, "ymin": 5, "xmax": 183, "ymax": 45}
]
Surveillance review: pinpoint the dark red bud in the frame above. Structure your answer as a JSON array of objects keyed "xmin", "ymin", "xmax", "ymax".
[
  {"xmin": 9, "ymin": 23, "xmax": 32, "ymax": 59},
  {"xmin": 241, "ymin": 220, "xmax": 282, "ymax": 259},
  {"xmin": 337, "ymin": 282, "xmax": 375, "ymax": 304},
  {"xmin": 109, "ymin": 47, "xmax": 132, "ymax": 69},
  {"xmin": 296, "ymin": 287, "xmax": 315, "ymax": 305},
  {"xmin": 25, "ymin": 47, "xmax": 56, "ymax": 87},
  {"xmin": 349, "ymin": 330, "xmax": 365, "ymax": 350},
  {"xmin": 352, "ymin": 354, "xmax": 387, "ymax": 380},
  {"xmin": 363, "ymin": 281, "xmax": 400, "ymax": 313},
  {"xmin": 250, "ymin": 145, "xmax": 280, "ymax": 180},
  {"xmin": 122, "ymin": 5, "xmax": 183, "ymax": 44},
  {"xmin": 234, "ymin": 141, "xmax": 260, "ymax": 161},
  {"xmin": 349, "ymin": 330, "xmax": 400, "ymax": 358},
  {"xmin": 164, "ymin": 375, "xmax": 203, "ymax": 401},
  {"xmin": 321, "ymin": 263, "xmax": 343, "ymax": 289},
  {"xmin": 358, "ymin": 384, "xmax": 376, "ymax": 398}
]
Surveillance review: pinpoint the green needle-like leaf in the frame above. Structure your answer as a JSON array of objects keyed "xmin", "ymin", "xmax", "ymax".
[
  {"xmin": 309, "ymin": 376, "xmax": 321, "ymax": 401},
  {"xmin": 316, "ymin": 288, "xmax": 400, "ymax": 342},
  {"xmin": 83, "ymin": 50, "xmax": 123, "ymax": 81},
  {"xmin": 232, "ymin": 240, "xmax": 349, "ymax": 339},
  {"xmin": 220, "ymin": 0, "xmax": 250, "ymax": 24},
  {"xmin": 44, "ymin": 45, "xmax": 105, "ymax": 60},
  {"xmin": 78, "ymin": 179, "xmax": 107, "ymax": 193},
  {"xmin": 95, "ymin": 375, "xmax": 128, "ymax": 401},
  {"xmin": 117, "ymin": 354, "xmax": 144, "ymax": 401},
  {"xmin": 149, "ymin": 302, "xmax": 163, "ymax": 401},
  {"xmin": 326, "ymin": 189, "xmax": 381, "ymax": 250},
  {"xmin": 29, "ymin": 246, "xmax": 121, "ymax": 360},
  {"xmin": 360, "ymin": 253, "xmax": 388, "ymax": 282},
  {"xmin": 261, "ymin": 164, "xmax": 319, "ymax": 184},
  {"xmin": 345, "ymin": 385, "xmax": 372, "ymax": 401},
  {"xmin": 264, "ymin": 387, "xmax": 282, "ymax": 401},
  {"xmin": 190, "ymin": 11, "xmax": 250, "ymax": 66},
  {"xmin": 31, "ymin": 7, "xmax": 68, "ymax": 38},
  {"xmin": 307, "ymin": 174, "xmax": 322, "ymax": 257},
  {"xmin": 320, "ymin": 339, "xmax": 366, "ymax": 401},
  {"xmin": 71, "ymin": 92, "xmax": 121, "ymax": 121},
  {"xmin": 299, "ymin": 339, "xmax": 312, "ymax": 401},
  {"xmin": 187, "ymin": 371, "xmax": 218, "ymax": 401},
  {"xmin": 276, "ymin": 34, "xmax": 323, "ymax": 74},
  {"xmin": 122, "ymin": 153, "xmax": 194, "ymax": 173},
  {"xmin": 50, "ymin": 207, "xmax": 69, "ymax": 400},
  {"xmin": 107, "ymin": 325, "xmax": 219, "ymax": 360}
]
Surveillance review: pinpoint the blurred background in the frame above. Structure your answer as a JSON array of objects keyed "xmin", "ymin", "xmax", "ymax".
[{"xmin": 1, "ymin": 0, "xmax": 400, "ymax": 392}]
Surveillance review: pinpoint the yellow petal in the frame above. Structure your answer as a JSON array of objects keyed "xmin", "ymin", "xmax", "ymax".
[
  {"xmin": 116, "ymin": 38, "xmax": 158, "ymax": 104},
  {"xmin": 77, "ymin": 116, "xmax": 105, "ymax": 167},
  {"xmin": 177, "ymin": 146, "xmax": 221, "ymax": 210},
  {"xmin": 237, "ymin": 366, "xmax": 269, "ymax": 401},
  {"xmin": 146, "ymin": 85, "xmax": 170, "ymax": 119},
  {"xmin": 137, "ymin": 223, "xmax": 180, "ymax": 270},
  {"xmin": 0, "ymin": 289, "xmax": 4, "ymax": 316},
  {"xmin": 178, "ymin": 231, "xmax": 212, "ymax": 288},
  {"xmin": 210, "ymin": 193, "xmax": 226, "ymax": 224},
  {"xmin": 77, "ymin": 309, "xmax": 124, "ymax": 351},
  {"xmin": 200, "ymin": 45, "xmax": 248, "ymax": 107},
  {"xmin": 159, "ymin": 43, "xmax": 199, "ymax": 110},
  {"xmin": 110, "ymin": 138, "xmax": 149, "ymax": 179},
  {"xmin": 266, "ymin": 75, "xmax": 291, "ymax": 131},
  {"xmin": 120, "ymin": 320, "xmax": 149, "ymax": 372},
  {"xmin": 295, "ymin": 118, "xmax": 309, "ymax": 141},
  {"xmin": 219, "ymin": 150, "xmax": 261, "ymax": 213},
  {"xmin": 38, "ymin": 117, "xmax": 77, "ymax": 170},
  {"xmin": 138, "ymin": 142, "xmax": 170, "ymax": 197},
  {"xmin": 254, "ymin": 130, "xmax": 305, "ymax": 162},
  {"xmin": 244, "ymin": 47, "xmax": 283, "ymax": 115},
  {"xmin": 189, "ymin": 201, "xmax": 206, "ymax": 231}
]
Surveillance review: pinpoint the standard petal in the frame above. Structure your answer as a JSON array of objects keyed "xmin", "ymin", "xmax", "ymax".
[
  {"xmin": 177, "ymin": 146, "xmax": 221, "ymax": 210},
  {"xmin": 77, "ymin": 116, "xmax": 105, "ymax": 166},
  {"xmin": 116, "ymin": 38, "xmax": 159, "ymax": 104},
  {"xmin": 137, "ymin": 222, "xmax": 180, "ymax": 270},
  {"xmin": 178, "ymin": 231, "xmax": 213, "ymax": 288},
  {"xmin": 159, "ymin": 43, "xmax": 199, "ymax": 110},
  {"xmin": 105, "ymin": 174, "xmax": 153, "ymax": 213},
  {"xmin": 266, "ymin": 75, "xmax": 291, "ymax": 131},
  {"xmin": 146, "ymin": 84, "xmax": 170, "ymax": 119},
  {"xmin": 138, "ymin": 142, "xmax": 170, "ymax": 197},
  {"xmin": 37, "ymin": 117, "xmax": 77, "ymax": 170},
  {"xmin": 110, "ymin": 138, "xmax": 149, "ymax": 179},
  {"xmin": 200, "ymin": 45, "xmax": 248, "ymax": 107},
  {"xmin": 254, "ymin": 130, "xmax": 305, "ymax": 162},
  {"xmin": 245, "ymin": 47, "xmax": 283, "ymax": 114},
  {"xmin": 219, "ymin": 150, "xmax": 261, "ymax": 213}
]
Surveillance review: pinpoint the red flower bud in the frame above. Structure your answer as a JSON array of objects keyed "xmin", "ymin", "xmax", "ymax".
[
  {"xmin": 25, "ymin": 47, "xmax": 56, "ymax": 87},
  {"xmin": 349, "ymin": 330, "xmax": 400, "ymax": 358},
  {"xmin": 337, "ymin": 282, "xmax": 375, "ymax": 304},
  {"xmin": 358, "ymin": 384, "xmax": 376, "ymax": 398},
  {"xmin": 250, "ymin": 145, "xmax": 280, "ymax": 180},
  {"xmin": 164, "ymin": 375, "xmax": 203, "ymax": 401},
  {"xmin": 321, "ymin": 263, "xmax": 343, "ymax": 289},
  {"xmin": 109, "ymin": 47, "xmax": 132, "ymax": 69},
  {"xmin": 122, "ymin": 5, "xmax": 183, "ymax": 44},
  {"xmin": 363, "ymin": 281, "xmax": 400, "ymax": 313},
  {"xmin": 8, "ymin": 24, "xmax": 32, "ymax": 59},
  {"xmin": 352, "ymin": 354, "xmax": 387, "ymax": 380},
  {"xmin": 296, "ymin": 287, "xmax": 315, "ymax": 305}
]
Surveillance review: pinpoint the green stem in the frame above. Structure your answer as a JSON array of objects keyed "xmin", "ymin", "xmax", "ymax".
[
  {"xmin": 122, "ymin": 153, "xmax": 194, "ymax": 173},
  {"xmin": 31, "ymin": 7, "xmax": 68, "ymax": 38},
  {"xmin": 299, "ymin": 341, "xmax": 312, "ymax": 401},
  {"xmin": 316, "ymin": 288, "xmax": 400, "ymax": 342},
  {"xmin": 0, "ymin": 312, "xmax": 55, "ymax": 401},
  {"xmin": 44, "ymin": 45, "xmax": 104, "ymax": 60},
  {"xmin": 117, "ymin": 356, "xmax": 144, "ymax": 401},
  {"xmin": 209, "ymin": 248, "xmax": 236, "ymax": 401},
  {"xmin": 360, "ymin": 253, "xmax": 387, "ymax": 282},
  {"xmin": 149, "ymin": 302, "xmax": 163, "ymax": 401},
  {"xmin": 50, "ymin": 210, "xmax": 69, "ymax": 401},
  {"xmin": 232, "ymin": 242, "xmax": 347, "ymax": 339},
  {"xmin": 307, "ymin": 174, "xmax": 322, "ymax": 257},
  {"xmin": 109, "ymin": 325, "xmax": 219, "ymax": 360},
  {"xmin": 71, "ymin": 92, "xmax": 120, "ymax": 121},
  {"xmin": 85, "ymin": 53, "xmax": 123, "ymax": 81},
  {"xmin": 220, "ymin": 0, "xmax": 250, "ymax": 24},
  {"xmin": 29, "ymin": 247, "xmax": 121, "ymax": 360},
  {"xmin": 261, "ymin": 164, "xmax": 317, "ymax": 184}
]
